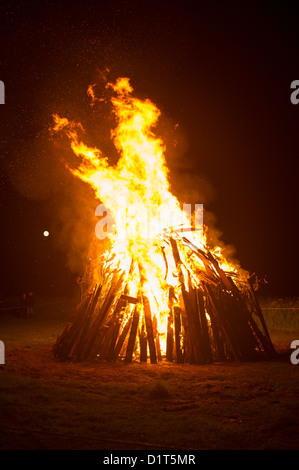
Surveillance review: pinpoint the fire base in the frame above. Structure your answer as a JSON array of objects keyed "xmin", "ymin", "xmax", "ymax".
[{"xmin": 53, "ymin": 233, "xmax": 276, "ymax": 365}]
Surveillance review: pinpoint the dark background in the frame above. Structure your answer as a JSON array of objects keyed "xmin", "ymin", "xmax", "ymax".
[{"xmin": 0, "ymin": 1, "xmax": 299, "ymax": 299}]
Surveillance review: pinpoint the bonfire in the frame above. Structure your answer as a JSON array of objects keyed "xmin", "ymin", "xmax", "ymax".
[{"xmin": 52, "ymin": 77, "xmax": 276, "ymax": 364}]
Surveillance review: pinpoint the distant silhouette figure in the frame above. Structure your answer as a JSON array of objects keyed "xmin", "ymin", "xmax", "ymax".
[
  {"xmin": 20, "ymin": 293, "xmax": 28, "ymax": 317},
  {"xmin": 20, "ymin": 292, "xmax": 34, "ymax": 318},
  {"xmin": 27, "ymin": 292, "xmax": 34, "ymax": 317}
]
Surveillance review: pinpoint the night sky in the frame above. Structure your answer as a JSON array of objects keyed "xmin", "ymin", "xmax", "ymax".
[{"xmin": 1, "ymin": 1, "xmax": 299, "ymax": 298}]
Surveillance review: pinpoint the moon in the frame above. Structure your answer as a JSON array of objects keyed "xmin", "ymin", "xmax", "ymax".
[{"xmin": 43, "ymin": 230, "xmax": 50, "ymax": 237}]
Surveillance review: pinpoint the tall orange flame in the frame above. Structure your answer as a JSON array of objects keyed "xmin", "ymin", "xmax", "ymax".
[{"xmin": 53, "ymin": 76, "xmax": 239, "ymax": 353}]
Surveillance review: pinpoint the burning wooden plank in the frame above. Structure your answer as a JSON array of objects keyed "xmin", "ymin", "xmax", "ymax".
[
  {"xmin": 142, "ymin": 295, "xmax": 157, "ymax": 364},
  {"xmin": 173, "ymin": 306, "xmax": 183, "ymax": 363},
  {"xmin": 196, "ymin": 288, "xmax": 213, "ymax": 363},
  {"xmin": 125, "ymin": 303, "xmax": 140, "ymax": 363},
  {"xmin": 113, "ymin": 316, "xmax": 132, "ymax": 360},
  {"xmin": 166, "ymin": 287, "xmax": 175, "ymax": 362},
  {"xmin": 139, "ymin": 321, "xmax": 148, "ymax": 362}
]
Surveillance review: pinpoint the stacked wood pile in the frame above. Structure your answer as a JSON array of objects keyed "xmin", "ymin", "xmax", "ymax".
[{"xmin": 53, "ymin": 232, "xmax": 277, "ymax": 364}]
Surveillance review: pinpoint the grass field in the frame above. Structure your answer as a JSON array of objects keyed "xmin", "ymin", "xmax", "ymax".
[{"xmin": 0, "ymin": 296, "xmax": 299, "ymax": 450}]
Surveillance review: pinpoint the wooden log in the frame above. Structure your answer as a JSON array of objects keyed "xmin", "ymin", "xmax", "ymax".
[
  {"xmin": 81, "ymin": 285, "xmax": 102, "ymax": 329},
  {"xmin": 142, "ymin": 295, "xmax": 157, "ymax": 364},
  {"xmin": 139, "ymin": 322, "xmax": 148, "ymax": 362},
  {"xmin": 205, "ymin": 283, "xmax": 241, "ymax": 361},
  {"xmin": 166, "ymin": 286, "xmax": 175, "ymax": 362},
  {"xmin": 206, "ymin": 251, "xmax": 235, "ymax": 292},
  {"xmin": 193, "ymin": 250, "xmax": 218, "ymax": 280},
  {"xmin": 106, "ymin": 320, "xmax": 121, "ymax": 361},
  {"xmin": 221, "ymin": 292, "xmax": 261, "ymax": 361},
  {"xmin": 109, "ymin": 259, "xmax": 136, "ymax": 361},
  {"xmin": 247, "ymin": 277, "xmax": 276, "ymax": 356},
  {"xmin": 138, "ymin": 263, "xmax": 157, "ymax": 364},
  {"xmin": 166, "ymin": 314, "xmax": 174, "ymax": 362},
  {"xmin": 81, "ymin": 273, "xmax": 125, "ymax": 359},
  {"xmin": 89, "ymin": 285, "xmax": 129, "ymax": 362},
  {"xmin": 80, "ymin": 295, "xmax": 114, "ymax": 359},
  {"xmin": 207, "ymin": 297, "xmax": 226, "ymax": 360},
  {"xmin": 174, "ymin": 306, "xmax": 183, "ymax": 363},
  {"xmin": 52, "ymin": 294, "xmax": 91, "ymax": 359},
  {"xmin": 170, "ymin": 238, "xmax": 190, "ymax": 363},
  {"xmin": 218, "ymin": 277, "xmax": 273, "ymax": 358},
  {"xmin": 125, "ymin": 304, "xmax": 140, "ymax": 363},
  {"xmin": 153, "ymin": 315, "xmax": 162, "ymax": 362},
  {"xmin": 247, "ymin": 314, "xmax": 273, "ymax": 355},
  {"xmin": 223, "ymin": 283, "xmax": 267, "ymax": 356},
  {"xmin": 83, "ymin": 316, "xmax": 110, "ymax": 360},
  {"xmin": 161, "ymin": 245, "xmax": 168, "ymax": 280},
  {"xmin": 170, "ymin": 237, "xmax": 203, "ymax": 363},
  {"xmin": 204, "ymin": 249, "xmax": 269, "ymax": 358},
  {"xmin": 120, "ymin": 294, "xmax": 138, "ymax": 304},
  {"xmin": 55, "ymin": 291, "xmax": 96, "ymax": 361},
  {"xmin": 212, "ymin": 273, "xmax": 269, "ymax": 362},
  {"xmin": 105, "ymin": 295, "xmax": 129, "ymax": 361},
  {"xmin": 166, "ymin": 311, "xmax": 174, "ymax": 362},
  {"xmin": 217, "ymin": 290, "xmax": 246, "ymax": 360},
  {"xmin": 187, "ymin": 276, "xmax": 210, "ymax": 363},
  {"xmin": 97, "ymin": 321, "xmax": 116, "ymax": 359},
  {"xmin": 196, "ymin": 287, "xmax": 213, "ymax": 363},
  {"xmin": 113, "ymin": 315, "xmax": 132, "ymax": 360},
  {"xmin": 71, "ymin": 285, "xmax": 103, "ymax": 360},
  {"xmin": 218, "ymin": 293, "xmax": 258, "ymax": 362},
  {"xmin": 86, "ymin": 326, "xmax": 108, "ymax": 361},
  {"xmin": 179, "ymin": 294, "xmax": 193, "ymax": 363}
]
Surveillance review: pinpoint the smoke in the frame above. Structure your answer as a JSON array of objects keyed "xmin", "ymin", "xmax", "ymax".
[
  {"xmin": 157, "ymin": 115, "xmax": 242, "ymax": 270},
  {"xmin": 47, "ymin": 132, "xmax": 110, "ymax": 275},
  {"xmin": 7, "ymin": 134, "xmax": 62, "ymax": 202},
  {"xmin": 156, "ymin": 117, "xmax": 216, "ymax": 204},
  {"xmin": 7, "ymin": 129, "xmax": 106, "ymax": 276}
]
